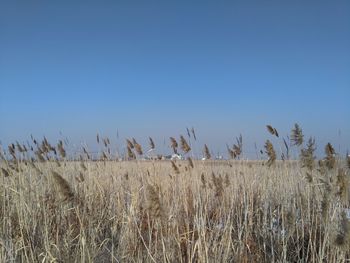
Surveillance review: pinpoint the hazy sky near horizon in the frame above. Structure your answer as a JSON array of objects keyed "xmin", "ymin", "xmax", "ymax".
[{"xmin": 1, "ymin": 1, "xmax": 349, "ymax": 156}]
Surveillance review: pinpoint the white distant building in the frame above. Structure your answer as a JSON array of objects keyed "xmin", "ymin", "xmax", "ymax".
[{"xmin": 170, "ymin": 154, "xmax": 184, "ymax": 160}]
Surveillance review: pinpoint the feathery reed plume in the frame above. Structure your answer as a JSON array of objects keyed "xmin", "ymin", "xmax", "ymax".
[
  {"xmin": 232, "ymin": 135, "xmax": 243, "ymax": 159},
  {"xmin": 96, "ymin": 133, "xmax": 100, "ymax": 144},
  {"xmin": 51, "ymin": 171, "xmax": 74, "ymax": 201},
  {"xmin": 211, "ymin": 172, "xmax": 224, "ymax": 198},
  {"xmin": 201, "ymin": 173, "xmax": 206, "ymax": 188},
  {"xmin": 55, "ymin": 158, "xmax": 61, "ymax": 167},
  {"xmin": 0, "ymin": 149, "xmax": 5, "ymax": 161},
  {"xmin": 187, "ymin": 157, "xmax": 194, "ymax": 169},
  {"xmin": 266, "ymin": 125, "xmax": 279, "ymax": 137},
  {"xmin": 1, "ymin": 167, "xmax": 10, "ymax": 177},
  {"xmin": 170, "ymin": 137, "xmax": 178, "ymax": 154},
  {"xmin": 16, "ymin": 141, "xmax": 24, "ymax": 153},
  {"xmin": 324, "ymin": 142, "xmax": 336, "ymax": 169},
  {"xmin": 35, "ymin": 151, "xmax": 46, "ymax": 162},
  {"xmin": 22, "ymin": 144, "xmax": 27, "ymax": 152},
  {"xmin": 224, "ymin": 173, "xmax": 230, "ymax": 187},
  {"xmin": 8, "ymin": 144, "xmax": 16, "ymax": 159},
  {"xmin": 186, "ymin": 186, "xmax": 195, "ymax": 217},
  {"xmin": 75, "ymin": 171, "xmax": 85, "ymax": 183},
  {"xmin": 283, "ymin": 137, "xmax": 290, "ymax": 160},
  {"xmin": 171, "ymin": 160, "xmax": 180, "ymax": 174},
  {"xmin": 126, "ymin": 139, "xmax": 134, "ymax": 149},
  {"xmin": 266, "ymin": 125, "xmax": 274, "ymax": 135},
  {"xmin": 29, "ymin": 161, "xmax": 42, "ymax": 175},
  {"xmin": 320, "ymin": 178, "xmax": 332, "ymax": 219},
  {"xmin": 134, "ymin": 142, "xmax": 143, "ymax": 155},
  {"xmin": 100, "ymin": 151, "xmax": 108, "ymax": 161},
  {"xmin": 57, "ymin": 140, "xmax": 66, "ymax": 158},
  {"xmin": 265, "ymin": 140, "xmax": 276, "ymax": 167},
  {"xmin": 334, "ymin": 211, "xmax": 350, "ymax": 249},
  {"xmin": 82, "ymin": 147, "xmax": 91, "ymax": 160},
  {"xmin": 203, "ymin": 144, "xmax": 211, "ymax": 159},
  {"xmin": 305, "ymin": 172, "xmax": 313, "ymax": 183},
  {"xmin": 300, "ymin": 137, "xmax": 316, "ymax": 171},
  {"xmin": 191, "ymin": 127, "xmax": 197, "ymax": 141},
  {"xmin": 127, "ymin": 146, "xmax": 136, "ymax": 160},
  {"xmin": 291, "ymin": 123, "xmax": 303, "ymax": 146},
  {"xmin": 227, "ymin": 144, "xmax": 235, "ymax": 159},
  {"xmin": 132, "ymin": 137, "xmax": 137, "ymax": 145},
  {"xmin": 180, "ymin": 135, "xmax": 191, "ymax": 153},
  {"xmin": 103, "ymin": 138, "xmax": 108, "ymax": 147},
  {"xmin": 80, "ymin": 161, "xmax": 87, "ymax": 171},
  {"xmin": 149, "ymin": 137, "xmax": 155, "ymax": 150},
  {"xmin": 146, "ymin": 184, "xmax": 163, "ymax": 219},
  {"xmin": 336, "ymin": 168, "xmax": 349, "ymax": 204},
  {"xmin": 8, "ymin": 162, "xmax": 19, "ymax": 173},
  {"xmin": 186, "ymin": 127, "xmax": 191, "ymax": 138}
]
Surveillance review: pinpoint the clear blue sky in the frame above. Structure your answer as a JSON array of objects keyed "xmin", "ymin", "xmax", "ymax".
[{"xmin": 1, "ymin": 1, "xmax": 349, "ymax": 157}]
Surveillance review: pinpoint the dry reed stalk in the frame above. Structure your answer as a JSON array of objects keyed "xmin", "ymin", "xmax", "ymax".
[
  {"xmin": 203, "ymin": 144, "xmax": 211, "ymax": 159},
  {"xmin": 180, "ymin": 135, "xmax": 191, "ymax": 153},
  {"xmin": 201, "ymin": 173, "xmax": 206, "ymax": 188},
  {"xmin": 15, "ymin": 141, "xmax": 25, "ymax": 153},
  {"xmin": 75, "ymin": 171, "xmax": 85, "ymax": 183},
  {"xmin": 127, "ymin": 146, "xmax": 136, "ymax": 160},
  {"xmin": 100, "ymin": 151, "xmax": 108, "ymax": 161},
  {"xmin": 227, "ymin": 144, "xmax": 235, "ymax": 159},
  {"xmin": 29, "ymin": 161, "xmax": 42, "ymax": 175},
  {"xmin": 211, "ymin": 172, "xmax": 224, "ymax": 198},
  {"xmin": 51, "ymin": 170, "xmax": 74, "ymax": 201},
  {"xmin": 334, "ymin": 211, "xmax": 350, "ymax": 249},
  {"xmin": 35, "ymin": 151, "xmax": 46, "ymax": 162},
  {"xmin": 146, "ymin": 184, "xmax": 163, "ymax": 219},
  {"xmin": 1, "ymin": 167, "xmax": 10, "ymax": 177},
  {"xmin": 187, "ymin": 157, "xmax": 194, "ymax": 169},
  {"xmin": 224, "ymin": 173, "xmax": 230, "ymax": 187},
  {"xmin": 80, "ymin": 161, "xmax": 87, "ymax": 171},
  {"xmin": 186, "ymin": 186, "xmax": 195, "ymax": 217},
  {"xmin": 265, "ymin": 140, "xmax": 276, "ymax": 167},
  {"xmin": 291, "ymin": 123, "xmax": 303, "ymax": 146},
  {"xmin": 96, "ymin": 133, "xmax": 100, "ymax": 144},
  {"xmin": 336, "ymin": 168, "xmax": 348, "ymax": 204},
  {"xmin": 324, "ymin": 143, "xmax": 336, "ymax": 169},
  {"xmin": 0, "ymin": 149, "xmax": 5, "ymax": 161},
  {"xmin": 232, "ymin": 135, "xmax": 243, "ymax": 159},
  {"xmin": 171, "ymin": 160, "xmax": 180, "ymax": 174}
]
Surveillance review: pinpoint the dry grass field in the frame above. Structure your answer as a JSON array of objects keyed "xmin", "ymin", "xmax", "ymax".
[{"xmin": 1, "ymin": 128, "xmax": 350, "ymax": 262}]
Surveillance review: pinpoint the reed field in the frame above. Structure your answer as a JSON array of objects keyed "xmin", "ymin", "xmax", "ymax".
[{"xmin": 1, "ymin": 125, "xmax": 349, "ymax": 262}]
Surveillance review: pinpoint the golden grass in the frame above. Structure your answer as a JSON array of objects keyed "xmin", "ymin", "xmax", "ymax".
[{"xmin": 0, "ymin": 129, "xmax": 349, "ymax": 262}]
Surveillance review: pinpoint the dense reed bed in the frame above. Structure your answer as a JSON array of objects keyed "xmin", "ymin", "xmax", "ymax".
[{"xmin": 0, "ymin": 125, "xmax": 349, "ymax": 262}]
